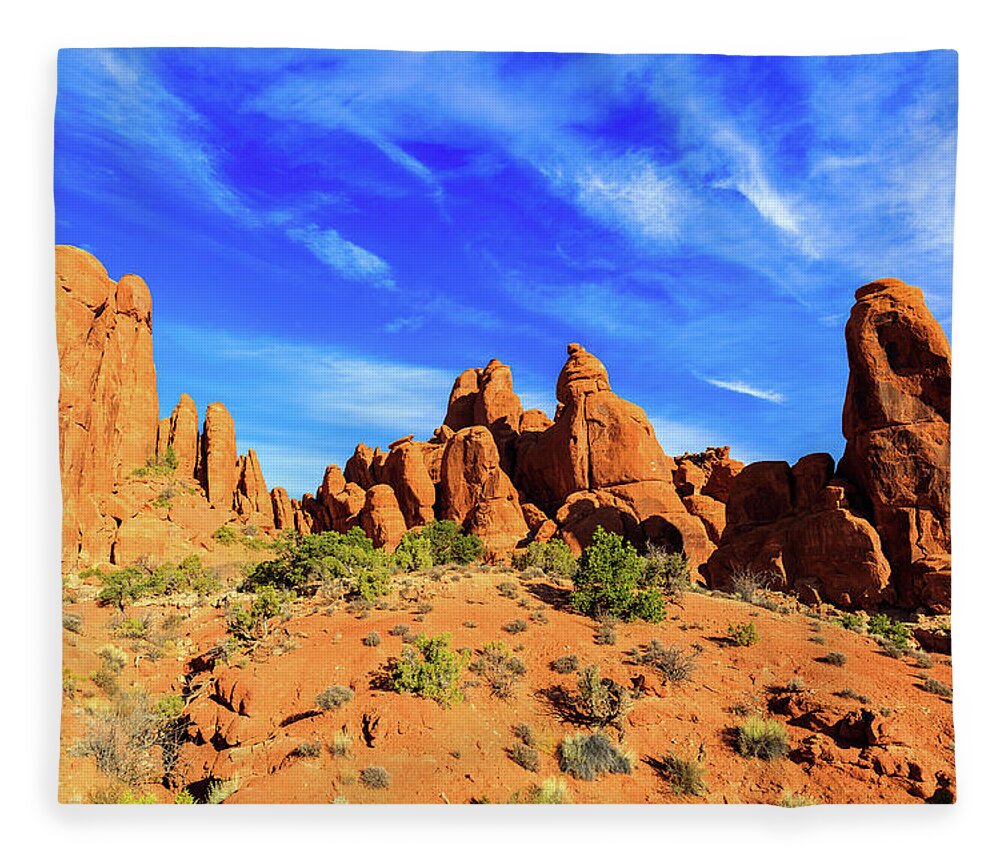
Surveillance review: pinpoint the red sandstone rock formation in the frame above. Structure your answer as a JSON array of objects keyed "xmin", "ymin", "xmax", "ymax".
[
  {"xmin": 439, "ymin": 426, "xmax": 528, "ymax": 557},
  {"xmin": 56, "ymin": 246, "xmax": 159, "ymax": 567},
  {"xmin": 329, "ymin": 482, "xmax": 366, "ymax": 532},
  {"xmin": 383, "ymin": 441, "xmax": 436, "ymax": 528},
  {"xmin": 706, "ymin": 453, "xmax": 891, "ymax": 608},
  {"xmin": 56, "ymin": 248, "xmax": 952, "ymax": 614},
  {"xmin": 345, "ymin": 443, "xmax": 376, "ymax": 490},
  {"xmin": 157, "ymin": 393, "xmax": 200, "ymax": 478},
  {"xmin": 838, "ymin": 279, "xmax": 951, "ymax": 611},
  {"xmin": 235, "ymin": 449, "xmax": 271, "ymax": 519},
  {"xmin": 514, "ymin": 344, "xmax": 711, "ymax": 570},
  {"xmin": 676, "ymin": 446, "xmax": 745, "ymax": 503},
  {"xmin": 271, "ymin": 487, "xmax": 295, "ymax": 530},
  {"xmin": 359, "ymin": 484, "xmax": 407, "ymax": 551},
  {"xmin": 199, "ymin": 403, "xmax": 238, "ymax": 508}
]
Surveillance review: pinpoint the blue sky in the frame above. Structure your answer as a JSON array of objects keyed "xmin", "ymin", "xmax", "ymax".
[{"xmin": 55, "ymin": 49, "xmax": 957, "ymax": 498}]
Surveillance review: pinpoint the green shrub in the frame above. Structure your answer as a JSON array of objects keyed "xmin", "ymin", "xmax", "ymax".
[
  {"xmin": 97, "ymin": 556, "xmax": 217, "ymax": 609},
  {"xmin": 821, "ymin": 651, "xmax": 847, "ymax": 666},
  {"xmin": 174, "ymin": 789, "xmax": 195, "ymax": 804},
  {"xmin": 363, "ymin": 630, "xmax": 382, "ymax": 647},
  {"xmin": 213, "ymin": 525, "xmax": 239, "ymax": 545},
  {"xmin": 577, "ymin": 665, "xmax": 633, "ymax": 729},
  {"xmin": 640, "ymin": 546, "xmax": 690, "ymax": 594},
  {"xmin": 729, "ymin": 569, "xmax": 773, "ymax": 603},
  {"xmin": 513, "ymin": 539, "xmax": 577, "ymax": 578},
  {"xmin": 513, "ymin": 722, "xmax": 536, "ymax": 746},
  {"xmin": 226, "ymin": 585, "xmax": 285, "ymax": 642},
  {"xmin": 736, "ymin": 716, "xmax": 789, "ymax": 760},
  {"xmin": 778, "ymin": 791, "xmax": 819, "ymax": 807},
  {"xmin": 328, "ymin": 729, "xmax": 353, "ymax": 758},
  {"xmin": 392, "ymin": 531, "xmax": 434, "ymax": 571},
  {"xmin": 839, "ymin": 612, "xmax": 865, "ymax": 632},
  {"xmin": 315, "ymin": 685, "xmax": 354, "ymax": 710},
  {"xmin": 204, "ymin": 778, "xmax": 239, "ymax": 804},
  {"xmin": 131, "ymin": 446, "xmax": 177, "ymax": 478},
  {"xmin": 570, "ymin": 527, "xmax": 664, "ymax": 622},
  {"xmin": 63, "ymin": 612, "xmax": 83, "ymax": 634},
  {"xmin": 419, "ymin": 520, "xmax": 484, "ymax": 565},
  {"xmin": 390, "ymin": 633, "xmax": 466, "ymax": 707},
  {"xmin": 497, "ymin": 581, "xmax": 518, "ymax": 599},
  {"xmin": 469, "ymin": 641, "xmax": 527, "ymax": 700},
  {"xmin": 558, "ymin": 732, "xmax": 634, "ymax": 781},
  {"xmin": 70, "ymin": 690, "xmax": 179, "ymax": 786},
  {"xmin": 834, "ymin": 688, "xmax": 870, "ymax": 703},
  {"xmin": 88, "ymin": 786, "xmax": 159, "ymax": 804},
  {"xmin": 295, "ymin": 740, "xmax": 321, "ymax": 758},
  {"xmin": 594, "ymin": 619, "xmax": 617, "ymax": 645},
  {"xmin": 503, "ymin": 618, "xmax": 528, "ymax": 634},
  {"xmin": 243, "ymin": 528, "xmax": 391, "ymax": 600},
  {"xmin": 920, "ymin": 676, "xmax": 953, "ymax": 699},
  {"xmin": 728, "ymin": 622, "xmax": 759, "ymax": 646}
]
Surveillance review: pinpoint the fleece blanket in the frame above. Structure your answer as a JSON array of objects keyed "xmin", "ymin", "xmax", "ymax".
[{"xmin": 55, "ymin": 48, "xmax": 955, "ymax": 804}]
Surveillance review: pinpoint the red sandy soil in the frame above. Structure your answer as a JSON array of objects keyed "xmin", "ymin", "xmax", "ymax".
[{"xmin": 59, "ymin": 567, "xmax": 954, "ymax": 805}]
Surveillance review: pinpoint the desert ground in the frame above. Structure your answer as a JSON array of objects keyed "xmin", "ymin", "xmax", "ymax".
[{"xmin": 59, "ymin": 516, "xmax": 954, "ymax": 805}]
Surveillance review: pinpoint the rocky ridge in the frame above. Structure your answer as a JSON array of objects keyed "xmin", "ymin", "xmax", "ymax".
[{"xmin": 56, "ymin": 247, "xmax": 951, "ymax": 612}]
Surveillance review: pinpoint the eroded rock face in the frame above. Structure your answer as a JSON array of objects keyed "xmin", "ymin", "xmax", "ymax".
[
  {"xmin": 200, "ymin": 403, "xmax": 238, "ymax": 508},
  {"xmin": 440, "ymin": 426, "xmax": 528, "ymax": 558},
  {"xmin": 513, "ymin": 344, "xmax": 710, "ymax": 570},
  {"xmin": 838, "ymin": 279, "xmax": 951, "ymax": 611},
  {"xmin": 383, "ymin": 442, "xmax": 436, "ymax": 528},
  {"xmin": 329, "ymin": 482, "xmax": 366, "ymax": 533},
  {"xmin": 158, "ymin": 393, "xmax": 199, "ymax": 478},
  {"xmin": 235, "ymin": 449, "xmax": 270, "ymax": 517},
  {"xmin": 345, "ymin": 443, "xmax": 376, "ymax": 490},
  {"xmin": 707, "ymin": 453, "xmax": 891, "ymax": 608},
  {"xmin": 441, "ymin": 359, "xmax": 524, "ymax": 471},
  {"xmin": 56, "ymin": 246, "xmax": 159, "ymax": 567},
  {"xmin": 443, "ymin": 368, "xmax": 480, "ymax": 431},
  {"xmin": 359, "ymin": 484, "xmax": 407, "ymax": 551},
  {"xmin": 270, "ymin": 487, "xmax": 294, "ymax": 531}
]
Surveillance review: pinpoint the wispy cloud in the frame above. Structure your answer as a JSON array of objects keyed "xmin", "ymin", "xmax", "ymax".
[
  {"xmin": 286, "ymin": 224, "xmax": 395, "ymax": 290},
  {"xmin": 383, "ymin": 315, "xmax": 425, "ymax": 334},
  {"xmin": 58, "ymin": 50, "xmax": 251, "ymax": 221},
  {"xmin": 571, "ymin": 158, "xmax": 684, "ymax": 243},
  {"xmin": 710, "ymin": 126, "xmax": 816, "ymax": 258},
  {"xmin": 160, "ymin": 322, "xmax": 455, "ymax": 437},
  {"xmin": 699, "ymin": 376, "xmax": 786, "ymax": 404}
]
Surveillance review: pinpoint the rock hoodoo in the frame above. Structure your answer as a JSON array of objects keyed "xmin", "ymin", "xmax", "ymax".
[
  {"xmin": 200, "ymin": 402, "xmax": 239, "ymax": 508},
  {"xmin": 56, "ymin": 245, "xmax": 159, "ymax": 568},
  {"xmin": 513, "ymin": 344, "xmax": 712, "ymax": 569},
  {"xmin": 838, "ymin": 279, "xmax": 951, "ymax": 611},
  {"xmin": 157, "ymin": 393, "xmax": 199, "ymax": 478}
]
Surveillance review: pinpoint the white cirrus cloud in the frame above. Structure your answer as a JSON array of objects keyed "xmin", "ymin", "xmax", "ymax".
[
  {"xmin": 572, "ymin": 158, "xmax": 684, "ymax": 243},
  {"xmin": 700, "ymin": 375, "xmax": 786, "ymax": 404},
  {"xmin": 286, "ymin": 223, "xmax": 396, "ymax": 290}
]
